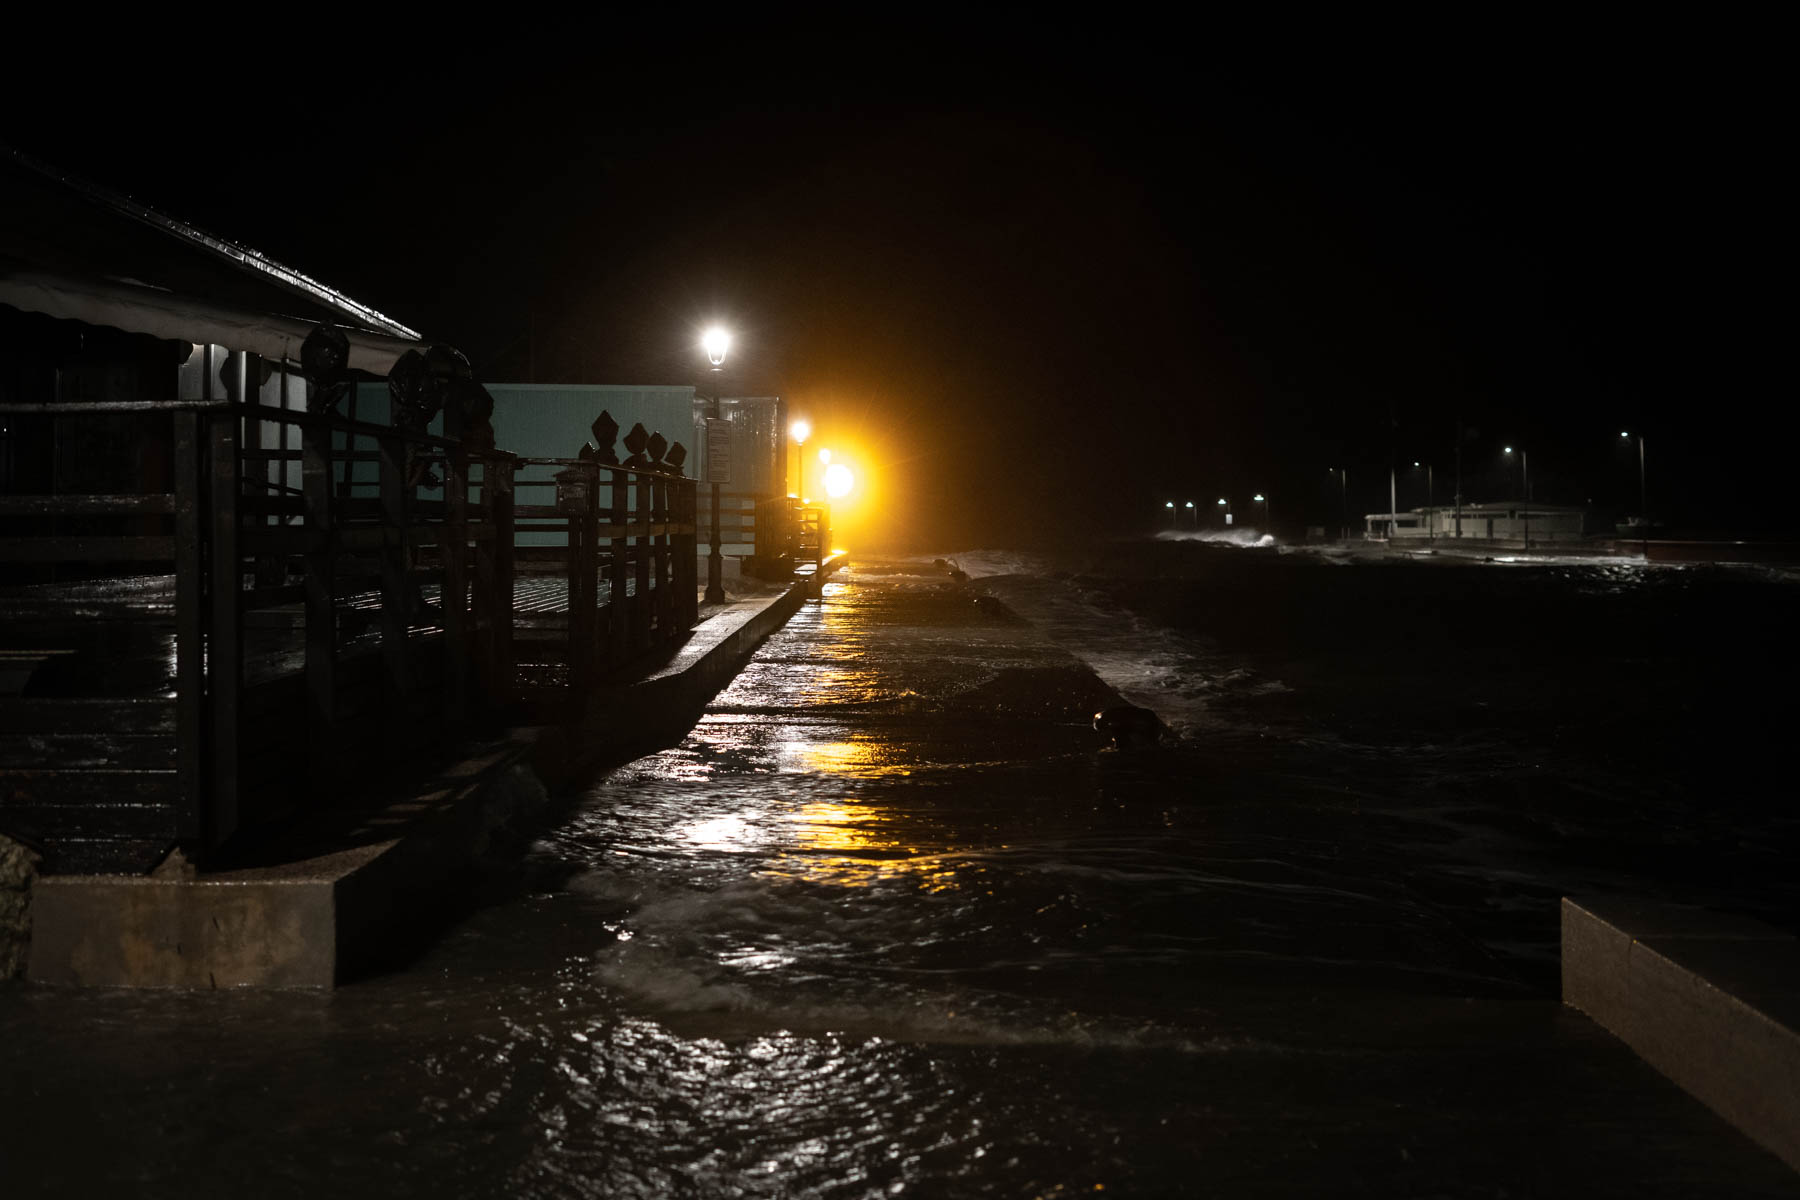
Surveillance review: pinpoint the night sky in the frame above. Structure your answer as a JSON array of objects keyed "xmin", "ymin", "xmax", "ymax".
[{"xmin": 4, "ymin": 18, "xmax": 1783, "ymax": 546}]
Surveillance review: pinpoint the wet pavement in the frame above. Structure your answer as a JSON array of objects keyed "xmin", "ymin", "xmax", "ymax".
[{"xmin": 2, "ymin": 557, "xmax": 1797, "ymax": 1196}]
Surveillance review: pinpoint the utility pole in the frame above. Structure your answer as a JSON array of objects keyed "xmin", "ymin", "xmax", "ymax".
[
  {"xmin": 1454, "ymin": 420, "xmax": 1463, "ymax": 539},
  {"xmin": 1522, "ymin": 449, "xmax": 1531, "ymax": 550},
  {"xmin": 1388, "ymin": 466, "xmax": 1398, "ymax": 542}
]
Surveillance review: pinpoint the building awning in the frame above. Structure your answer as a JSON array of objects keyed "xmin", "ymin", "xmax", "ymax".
[
  {"xmin": 0, "ymin": 265, "xmax": 417, "ymax": 375},
  {"xmin": 2, "ymin": 147, "xmax": 424, "ymax": 376}
]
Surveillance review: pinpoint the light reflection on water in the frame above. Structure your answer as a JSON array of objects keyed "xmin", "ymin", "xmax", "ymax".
[{"xmin": 6, "ymin": 551, "xmax": 1799, "ymax": 1197}]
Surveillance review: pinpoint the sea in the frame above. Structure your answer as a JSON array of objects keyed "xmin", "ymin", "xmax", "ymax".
[{"xmin": 3, "ymin": 534, "xmax": 1797, "ymax": 1197}]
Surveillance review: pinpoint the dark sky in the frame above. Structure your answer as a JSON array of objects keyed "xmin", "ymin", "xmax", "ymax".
[{"xmin": 4, "ymin": 17, "xmax": 1783, "ymax": 544}]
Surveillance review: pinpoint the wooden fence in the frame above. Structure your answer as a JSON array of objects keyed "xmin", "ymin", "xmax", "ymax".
[{"xmin": 0, "ymin": 351, "xmax": 697, "ymax": 873}]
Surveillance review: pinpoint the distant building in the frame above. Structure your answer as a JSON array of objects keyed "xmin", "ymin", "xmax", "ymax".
[{"xmin": 1363, "ymin": 501, "xmax": 1590, "ymax": 542}]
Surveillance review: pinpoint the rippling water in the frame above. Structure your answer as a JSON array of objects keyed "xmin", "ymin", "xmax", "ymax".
[{"xmin": 4, "ymin": 541, "xmax": 1797, "ymax": 1196}]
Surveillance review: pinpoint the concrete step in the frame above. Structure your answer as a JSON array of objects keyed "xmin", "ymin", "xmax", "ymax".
[{"xmin": 1563, "ymin": 895, "xmax": 1800, "ymax": 1172}]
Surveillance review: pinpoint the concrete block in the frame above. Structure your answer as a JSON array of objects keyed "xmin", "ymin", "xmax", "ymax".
[
  {"xmin": 28, "ymin": 749, "xmax": 537, "ymax": 989},
  {"xmin": 1563, "ymin": 895, "xmax": 1800, "ymax": 1173},
  {"xmin": 30, "ymin": 841, "xmax": 381, "ymax": 988}
]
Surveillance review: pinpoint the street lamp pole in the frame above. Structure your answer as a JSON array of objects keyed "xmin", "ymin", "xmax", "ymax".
[
  {"xmin": 1330, "ymin": 467, "xmax": 1348, "ymax": 540},
  {"xmin": 1413, "ymin": 462, "xmax": 1435, "ymax": 541},
  {"xmin": 1623, "ymin": 430, "xmax": 1648, "ymax": 519},
  {"xmin": 1523, "ymin": 449, "xmax": 1531, "ymax": 550},
  {"xmin": 1454, "ymin": 421, "xmax": 1464, "ymax": 540},
  {"xmin": 1621, "ymin": 430, "xmax": 1649, "ymax": 556},
  {"xmin": 1388, "ymin": 465, "xmax": 1398, "ymax": 542},
  {"xmin": 1505, "ymin": 445, "xmax": 1530, "ymax": 550},
  {"xmin": 702, "ymin": 327, "xmax": 731, "ymax": 605}
]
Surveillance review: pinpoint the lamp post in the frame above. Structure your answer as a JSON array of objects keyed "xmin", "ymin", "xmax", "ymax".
[
  {"xmin": 790, "ymin": 419, "xmax": 810, "ymax": 498},
  {"xmin": 1253, "ymin": 493, "xmax": 1268, "ymax": 532},
  {"xmin": 1412, "ymin": 462, "xmax": 1434, "ymax": 540},
  {"xmin": 1620, "ymin": 430, "xmax": 1648, "ymax": 545},
  {"xmin": 1184, "ymin": 500, "xmax": 1195, "ymax": 528},
  {"xmin": 1620, "ymin": 431, "xmax": 1648, "ymax": 518},
  {"xmin": 1164, "ymin": 500, "xmax": 1176, "ymax": 528},
  {"xmin": 1329, "ymin": 467, "xmax": 1348, "ymax": 540},
  {"xmin": 1504, "ymin": 445, "xmax": 1530, "ymax": 550},
  {"xmin": 702, "ymin": 326, "xmax": 731, "ymax": 604},
  {"xmin": 1217, "ymin": 497, "xmax": 1231, "ymax": 528}
]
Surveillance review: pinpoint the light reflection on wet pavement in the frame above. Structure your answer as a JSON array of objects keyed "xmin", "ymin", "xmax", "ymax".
[{"xmin": 3, "ymin": 558, "xmax": 1798, "ymax": 1196}]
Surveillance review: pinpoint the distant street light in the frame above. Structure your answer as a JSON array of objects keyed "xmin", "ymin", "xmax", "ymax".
[
  {"xmin": 1184, "ymin": 500, "xmax": 1195, "ymax": 527},
  {"xmin": 1253, "ymin": 492, "xmax": 1268, "ymax": 531},
  {"xmin": 1620, "ymin": 430, "xmax": 1648, "ymax": 526},
  {"xmin": 700, "ymin": 326, "xmax": 731, "ymax": 603},
  {"xmin": 1164, "ymin": 500, "xmax": 1176, "ymax": 528},
  {"xmin": 1504, "ymin": 445, "xmax": 1531, "ymax": 549},
  {"xmin": 1217, "ymin": 497, "xmax": 1232, "ymax": 527}
]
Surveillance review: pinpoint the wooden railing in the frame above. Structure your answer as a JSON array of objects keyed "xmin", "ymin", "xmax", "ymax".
[
  {"xmin": 1, "ymin": 356, "xmax": 699, "ymax": 872},
  {"xmin": 507, "ymin": 457, "xmax": 698, "ymax": 706}
]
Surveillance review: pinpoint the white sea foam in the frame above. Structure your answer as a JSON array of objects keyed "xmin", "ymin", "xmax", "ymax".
[{"xmin": 1153, "ymin": 528, "xmax": 1278, "ymax": 548}]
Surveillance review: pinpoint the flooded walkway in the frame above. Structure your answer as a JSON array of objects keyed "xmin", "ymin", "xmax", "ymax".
[{"xmin": 2, "ymin": 560, "xmax": 1795, "ymax": 1196}]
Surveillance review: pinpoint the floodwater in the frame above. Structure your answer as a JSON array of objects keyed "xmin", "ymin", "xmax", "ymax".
[{"xmin": 3, "ymin": 540, "xmax": 1797, "ymax": 1197}]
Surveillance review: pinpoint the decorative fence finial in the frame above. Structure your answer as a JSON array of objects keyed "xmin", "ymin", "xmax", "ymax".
[
  {"xmin": 622, "ymin": 422, "xmax": 649, "ymax": 468},
  {"xmin": 588, "ymin": 410, "xmax": 620, "ymax": 464}
]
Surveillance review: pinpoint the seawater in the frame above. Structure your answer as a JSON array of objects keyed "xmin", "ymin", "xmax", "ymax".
[{"xmin": 4, "ymin": 539, "xmax": 1797, "ymax": 1197}]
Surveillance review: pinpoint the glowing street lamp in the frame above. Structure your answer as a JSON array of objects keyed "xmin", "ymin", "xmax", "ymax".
[
  {"xmin": 1253, "ymin": 492, "xmax": 1268, "ymax": 531},
  {"xmin": 1164, "ymin": 500, "xmax": 1176, "ymax": 528},
  {"xmin": 702, "ymin": 327, "xmax": 732, "ymax": 366},
  {"xmin": 824, "ymin": 462, "xmax": 854, "ymax": 499},
  {"xmin": 1184, "ymin": 500, "xmax": 1195, "ymax": 527},
  {"xmin": 1216, "ymin": 497, "xmax": 1231, "ymax": 527},
  {"xmin": 700, "ymin": 326, "xmax": 731, "ymax": 603}
]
